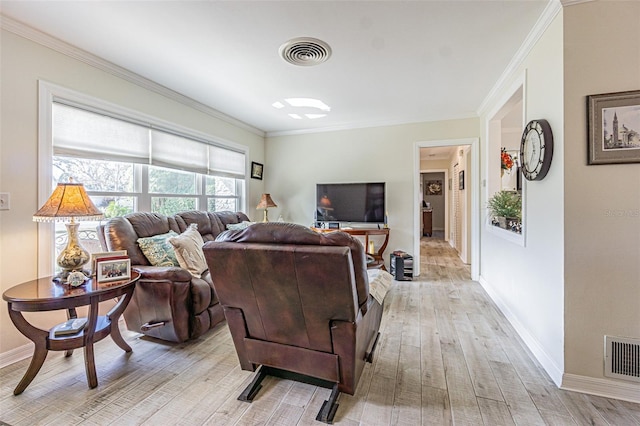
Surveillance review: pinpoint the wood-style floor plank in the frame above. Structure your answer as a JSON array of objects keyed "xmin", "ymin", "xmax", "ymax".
[{"xmin": 1, "ymin": 235, "xmax": 638, "ymax": 425}]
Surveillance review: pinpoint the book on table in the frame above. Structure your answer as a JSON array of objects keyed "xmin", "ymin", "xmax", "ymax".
[{"xmin": 53, "ymin": 318, "xmax": 88, "ymax": 336}]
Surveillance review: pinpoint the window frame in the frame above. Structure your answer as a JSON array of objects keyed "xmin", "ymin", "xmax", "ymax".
[{"xmin": 38, "ymin": 81, "xmax": 249, "ymax": 276}]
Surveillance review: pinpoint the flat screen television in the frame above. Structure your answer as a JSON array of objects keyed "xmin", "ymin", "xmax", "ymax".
[{"xmin": 316, "ymin": 182, "xmax": 386, "ymax": 224}]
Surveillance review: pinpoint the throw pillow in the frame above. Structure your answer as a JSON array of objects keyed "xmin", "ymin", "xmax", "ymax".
[
  {"xmin": 137, "ymin": 231, "xmax": 180, "ymax": 267},
  {"xmin": 167, "ymin": 223, "xmax": 208, "ymax": 278},
  {"xmin": 226, "ymin": 221, "xmax": 255, "ymax": 231}
]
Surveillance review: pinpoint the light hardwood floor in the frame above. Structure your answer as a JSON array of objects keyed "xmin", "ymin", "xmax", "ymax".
[{"xmin": 1, "ymin": 236, "xmax": 639, "ymax": 425}]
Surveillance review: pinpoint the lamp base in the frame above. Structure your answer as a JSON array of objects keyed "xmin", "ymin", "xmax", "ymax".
[
  {"xmin": 56, "ymin": 222, "xmax": 90, "ymax": 281},
  {"xmin": 262, "ymin": 209, "xmax": 269, "ymax": 222}
]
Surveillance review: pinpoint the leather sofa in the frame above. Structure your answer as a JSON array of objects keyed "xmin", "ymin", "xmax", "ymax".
[
  {"xmin": 98, "ymin": 210, "xmax": 249, "ymax": 342},
  {"xmin": 202, "ymin": 222, "xmax": 383, "ymax": 423}
]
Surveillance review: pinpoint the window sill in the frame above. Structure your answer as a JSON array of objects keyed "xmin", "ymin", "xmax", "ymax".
[{"xmin": 486, "ymin": 223, "xmax": 525, "ymax": 246}]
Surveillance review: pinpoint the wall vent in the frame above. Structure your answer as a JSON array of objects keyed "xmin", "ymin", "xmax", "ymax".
[{"xmin": 604, "ymin": 336, "xmax": 640, "ymax": 382}]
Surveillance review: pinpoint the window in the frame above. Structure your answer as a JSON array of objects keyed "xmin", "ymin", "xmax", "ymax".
[{"xmin": 47, "ymin": 98, "xmax": 247, "ymax": 272}]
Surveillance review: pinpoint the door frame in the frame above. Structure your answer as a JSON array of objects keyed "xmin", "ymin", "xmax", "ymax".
[{"xmin": 413, "ymin": 138, "xmax": 479, "ymax": 280}]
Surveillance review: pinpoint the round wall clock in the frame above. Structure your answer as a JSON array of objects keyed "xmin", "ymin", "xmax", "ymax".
[{"xmin": 520, "ymin": 119, "xmax": 553, "ymax": 181}]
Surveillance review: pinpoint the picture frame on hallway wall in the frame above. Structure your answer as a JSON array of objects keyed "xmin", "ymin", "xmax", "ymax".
[
  {"xmin": 587, "ymin": 90, "xmax": 640, "ymax": 165},
  {"xmin": 251, "ymin": 162, "xmax": 264, "ymax": 180},
  {"xmin": 459, "ymin": 170, "xmax": 465, "ymax": 190}
]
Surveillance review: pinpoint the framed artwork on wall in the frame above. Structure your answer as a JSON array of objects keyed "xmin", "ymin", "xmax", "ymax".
[
  {"xmin": 459, "ymin": 170, "xmax": 465, "ymax": 190},
  {"xmin": 425, "ymin": 180, "xmax": 442, "ymax": 195},
  {"xmin": 587, "ymin": 90, "xmax": 640, "ymax": 165},
  {"xmin": 251, "ymin": 162, "xmax": 264, "ymax": 179}
]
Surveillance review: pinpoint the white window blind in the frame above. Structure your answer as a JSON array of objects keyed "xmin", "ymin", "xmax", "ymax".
[
  {"xmin": 53, "ymin": 103, "xmax": 149, "ymax": 164},
  {"xmin": 52, "ymin": 102, "xmax": 246, "ymax": 178}
]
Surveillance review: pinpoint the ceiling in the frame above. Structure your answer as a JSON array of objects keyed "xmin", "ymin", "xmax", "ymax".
[{"xmin": 1, "ymin": 1, "xmax": 550, "ymax": 136}]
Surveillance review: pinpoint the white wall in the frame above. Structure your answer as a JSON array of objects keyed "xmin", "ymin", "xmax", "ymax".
[
  {"xmin": 0, "ymin": 29, "xmax": 265, "ymax": 356},
  {"xmin": 265, "ymin": 119, "xmax": 479, "ymax": 269},
  {"xmin": 479, "ymin": 13, "xmax": 565, "ymax": 383},
  {"xmin": 562, "ymin": 0, "xmax": 640, "ymax": 388}
]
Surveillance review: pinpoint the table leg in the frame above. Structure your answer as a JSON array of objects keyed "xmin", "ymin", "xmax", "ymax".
[
  {"xmin": 64, "ymin": 308, "xmax": 78, "ymax": 357},
  {"xmin": 106, "ymin": 286, "xmax": 135, "ymax": 352},
  {"xmin": 7, "ymin": 306, "xmax": 49, "ymax": 395},
  {"xmin": 83, "ymin": 297, "xmax": 99, "ymax": 388}
]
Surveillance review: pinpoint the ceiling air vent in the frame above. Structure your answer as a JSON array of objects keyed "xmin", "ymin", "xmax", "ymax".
[
  {"xmin": 604, "ymin": 335, "xmax": 640, "ymax": 382},
  {"xmin": 279, "ymin": 37, "xmax": 332, "ymax": 67}
]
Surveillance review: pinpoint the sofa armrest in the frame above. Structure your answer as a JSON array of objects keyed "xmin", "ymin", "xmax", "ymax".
[{"xmin": 133, "ymin": 265, "xmax": 192, "ymax": 282}]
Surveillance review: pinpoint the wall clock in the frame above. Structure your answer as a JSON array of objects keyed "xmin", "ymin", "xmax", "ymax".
[{"xmin": 520, "ymin": 119, "xmax": 553, "ymax": 181}]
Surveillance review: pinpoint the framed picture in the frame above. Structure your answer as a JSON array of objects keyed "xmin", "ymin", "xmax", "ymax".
[
  {"xmin": 587, "ymin": 90, "xmax": 640, "ymax": 165},
  {"xmin": 89, "ymin": 250, "xmax": 127, "ymax": 276},
  {"xmin": 96, "ymin": 257, "xmax": 131, "ymax": 283},
  {"xmin": 425, "ymin": 180, "xmax": 443, "ymax": 195},
  {"xmin": 459, "ymin": 170, "xmax": 465, "ymax": 190},
  {"xmin": 251, "ymin": 161, "xmax": 264, "ymax": 180}
]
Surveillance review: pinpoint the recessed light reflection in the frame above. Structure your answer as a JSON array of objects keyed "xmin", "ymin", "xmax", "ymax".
[
  {"xmin": 285, "ymin": 98, "xmax": 331, "ymax": 112},
  {"xmin": 305, "ymin": 114, "xmax": 326, "ymax": 119},
  {"xmin": 288, "ymin": 114, "xmax": 303, "ymax": 119},
  {"xmin": 272, "ymin": 101, "xmax": 285, "ymax": 109}
]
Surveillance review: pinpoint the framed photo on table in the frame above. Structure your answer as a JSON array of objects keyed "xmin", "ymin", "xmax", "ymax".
[
  {"xmin": 96, "ymin": 256, "xmax": 131, "ymax": 283},
  {"xmin": 90, "ymin": 250, "xmax": 126, "ymax": 276},
  {"xmin": 587, "ymin": 90, "xmax": 640, "ymax": 165}
]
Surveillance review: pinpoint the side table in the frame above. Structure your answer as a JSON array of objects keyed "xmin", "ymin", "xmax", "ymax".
[{"xmin": 2, "ymin": 271, "xmax": 139, "ymax": 395}]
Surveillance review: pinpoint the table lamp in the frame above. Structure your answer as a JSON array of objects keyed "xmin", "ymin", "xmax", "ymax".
[
  {"xmin": 256, "ymin": 193, "xmax": 277, "ymax": 222},
  {"xmin": 33, "ymin": 180, "xmax": 104, "ymax": 280}
]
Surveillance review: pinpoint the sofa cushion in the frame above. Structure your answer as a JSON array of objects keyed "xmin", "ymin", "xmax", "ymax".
[
  {"xmin": 168, "ymin": 223, "xmax": 208, "ymax": 278},
  {"xmin": 137, "ymin": 231, "xmax": 180, "ymax": 267}
]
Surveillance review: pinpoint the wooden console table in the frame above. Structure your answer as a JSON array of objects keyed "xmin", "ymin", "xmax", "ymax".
[
  {"xmin": 312, "ymin": 227, "xmax": 389, "ymax": 271},
  {"xmin": 2, "ymin": 271, "xmax": 139, "ymax": 395}
]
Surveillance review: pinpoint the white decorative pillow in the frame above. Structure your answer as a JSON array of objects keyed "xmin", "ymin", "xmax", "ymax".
[
  {"xmin": 167, "ymin": 223, "xmax": 208, "ymax": 278},
  {"xmin": 226, "ymin": 221, "xmax": 255, "ymax": 231}
]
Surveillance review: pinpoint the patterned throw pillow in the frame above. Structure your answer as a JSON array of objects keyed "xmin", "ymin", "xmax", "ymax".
[
  {"xmin": 226, "ymin": 221, "xmax": 255, "ymax": 231},
  {"xmin": 137, "ymin": 231, "xmax": 180, "ymax": 267},
  {"xmin": 167, "ymin": 223, "xmax": 208, "ymax": 278}
]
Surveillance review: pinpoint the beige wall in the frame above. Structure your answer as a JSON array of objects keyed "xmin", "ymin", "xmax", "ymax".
[
  {"xmin": 265, "ymin": 119, "xmax": 479, "ymax": 267},
  {"xmin": 563, "ymin": 1, "xmax": 640, "ymax": 381},
  {"xmin": 0, "ymin": 30, "xmax": 265, "ymax": 355},
  {"xmin": 480, "ymin": 12, "xmax": 565, "ymax": 382}
]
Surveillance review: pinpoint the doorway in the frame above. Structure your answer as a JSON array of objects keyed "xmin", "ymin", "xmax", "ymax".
[{"xmin": 413, "ymin": 138, "xmax": 479, "ymax": 280}]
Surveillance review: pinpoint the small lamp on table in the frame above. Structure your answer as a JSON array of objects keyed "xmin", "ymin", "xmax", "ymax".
[
  {"xmin": 256, "ymin": 193, "xmax": 277, "ymax": 222},
  {"xmin": 33, "ymin": 179, "xmax": 104, "ymax": 281}
]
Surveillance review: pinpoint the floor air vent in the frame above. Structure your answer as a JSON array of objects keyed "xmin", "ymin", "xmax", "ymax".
[{"xmin": 604, "ymin": 336, "xmax": 640, "ymax": 382}]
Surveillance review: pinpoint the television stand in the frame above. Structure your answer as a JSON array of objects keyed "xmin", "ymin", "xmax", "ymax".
[{"xmin": 312, "ymin": 227, "xmax": 389, "ymax": 271}]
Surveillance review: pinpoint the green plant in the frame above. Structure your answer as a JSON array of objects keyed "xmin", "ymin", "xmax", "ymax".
[{"xmin": 487, "ymin": 190, "xmax": 522, "ymax": 220}]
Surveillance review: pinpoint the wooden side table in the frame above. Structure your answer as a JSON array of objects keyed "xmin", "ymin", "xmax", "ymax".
[
  {"xmin": 312, "ymin": 227, "xmax": 390, "ymax": 271},
  {"xmin": 2, "ymin": 271, "xmax": 139, "ymax": 395}
]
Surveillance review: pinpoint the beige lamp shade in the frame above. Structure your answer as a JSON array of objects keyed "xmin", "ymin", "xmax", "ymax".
[
  {"xmin": 33, "ymin": 182, "xmax": 103, "ymax": 222},
  {"xmin": 256, "ymin": 193, "xmax": 277, "ymax": 222}
]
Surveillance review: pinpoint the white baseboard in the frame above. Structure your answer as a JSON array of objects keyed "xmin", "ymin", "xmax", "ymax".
[
  {"xmin": 478, "ymin": 276, "xmax": 563, "ymax": 386},
  {"xmin": 562, "ymin": 373, "xmax": 640, "ymax": 404},
  {"xmin": 0, "ymin": 342, "xmax": 33, "ymax": 369}
]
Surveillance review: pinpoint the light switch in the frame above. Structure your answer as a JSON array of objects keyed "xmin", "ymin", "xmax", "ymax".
[{"xmin": 0, "ymin": 192, "xmax": 10, "ymax": 210}]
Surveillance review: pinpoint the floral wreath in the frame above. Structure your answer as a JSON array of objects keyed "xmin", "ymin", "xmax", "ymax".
[{"xmin": 501, "ymin": 148, "xmax": 514, "ymax": 171}]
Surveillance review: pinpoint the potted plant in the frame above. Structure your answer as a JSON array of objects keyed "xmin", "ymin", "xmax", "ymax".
[{"xmin": 487, "ymin": 190, "xmax": 521, "ymax": 229}]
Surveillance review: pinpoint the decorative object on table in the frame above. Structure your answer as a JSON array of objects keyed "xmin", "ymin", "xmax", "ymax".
[
  {"xmin": 66, "ymin": 271, "xmax": 87, "ymax": 287},
  {"xmin": 459, "ymin": 170, "xmax": 465, "ymax": 190},
  {"xmin": 33, "ymin": 179, "xmax": 104, "ymax": 281},
  {"xmin": 95, "ymin": 256, "xmax": 131, "ymax": 283},
  {"xmin": 256, "ymin": 193, "xmax": 277, "ymax": 222},
  {"xmin": 587, "ymin": 90, "xmax": 640, "ymax": 165},
  {"xmin": 487, "ymin": 190, "xmax": 522, "ymax": 231},
  {"xmin": 53, "ymin": 318, "xmax": 88, "ymax": 337},
  {"xmin": 426, "ymin": 180, "xmax": 442, "ymax": 195},
  {"xmin": 89, "ymin": 250, "xmax": 127, "ymax": 277},
  {"xmin": 501, "ymin": 147, "xmax": 514, "ymax": 177},
  {"xmin": 251, "ymin": 161, "xmax": 264, "ymax": 179},
  {"xmin": 520, "ymin": 119, "xmax": 554, "ymax": 180}
]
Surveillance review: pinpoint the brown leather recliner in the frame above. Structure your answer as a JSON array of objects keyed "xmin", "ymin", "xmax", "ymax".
[
  {"xmin": 98, "ymin": 210, "xmax": 250, "ymax": 342},
  {"xmin": 202, "ymin": 222, "xmax": 383, "ymax": 423}
]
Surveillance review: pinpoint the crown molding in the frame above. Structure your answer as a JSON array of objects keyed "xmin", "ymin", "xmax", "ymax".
[
  {"xmin": 477, "ymin": 0, "xmax": 562, "ymax": 117},
  {"xmin": 560, "ymin": 0, "xmax": 595, "ymax": 6},
  {"xmin": 0, "ymin": 14, "xmax": 265, "ymax": 138}
]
